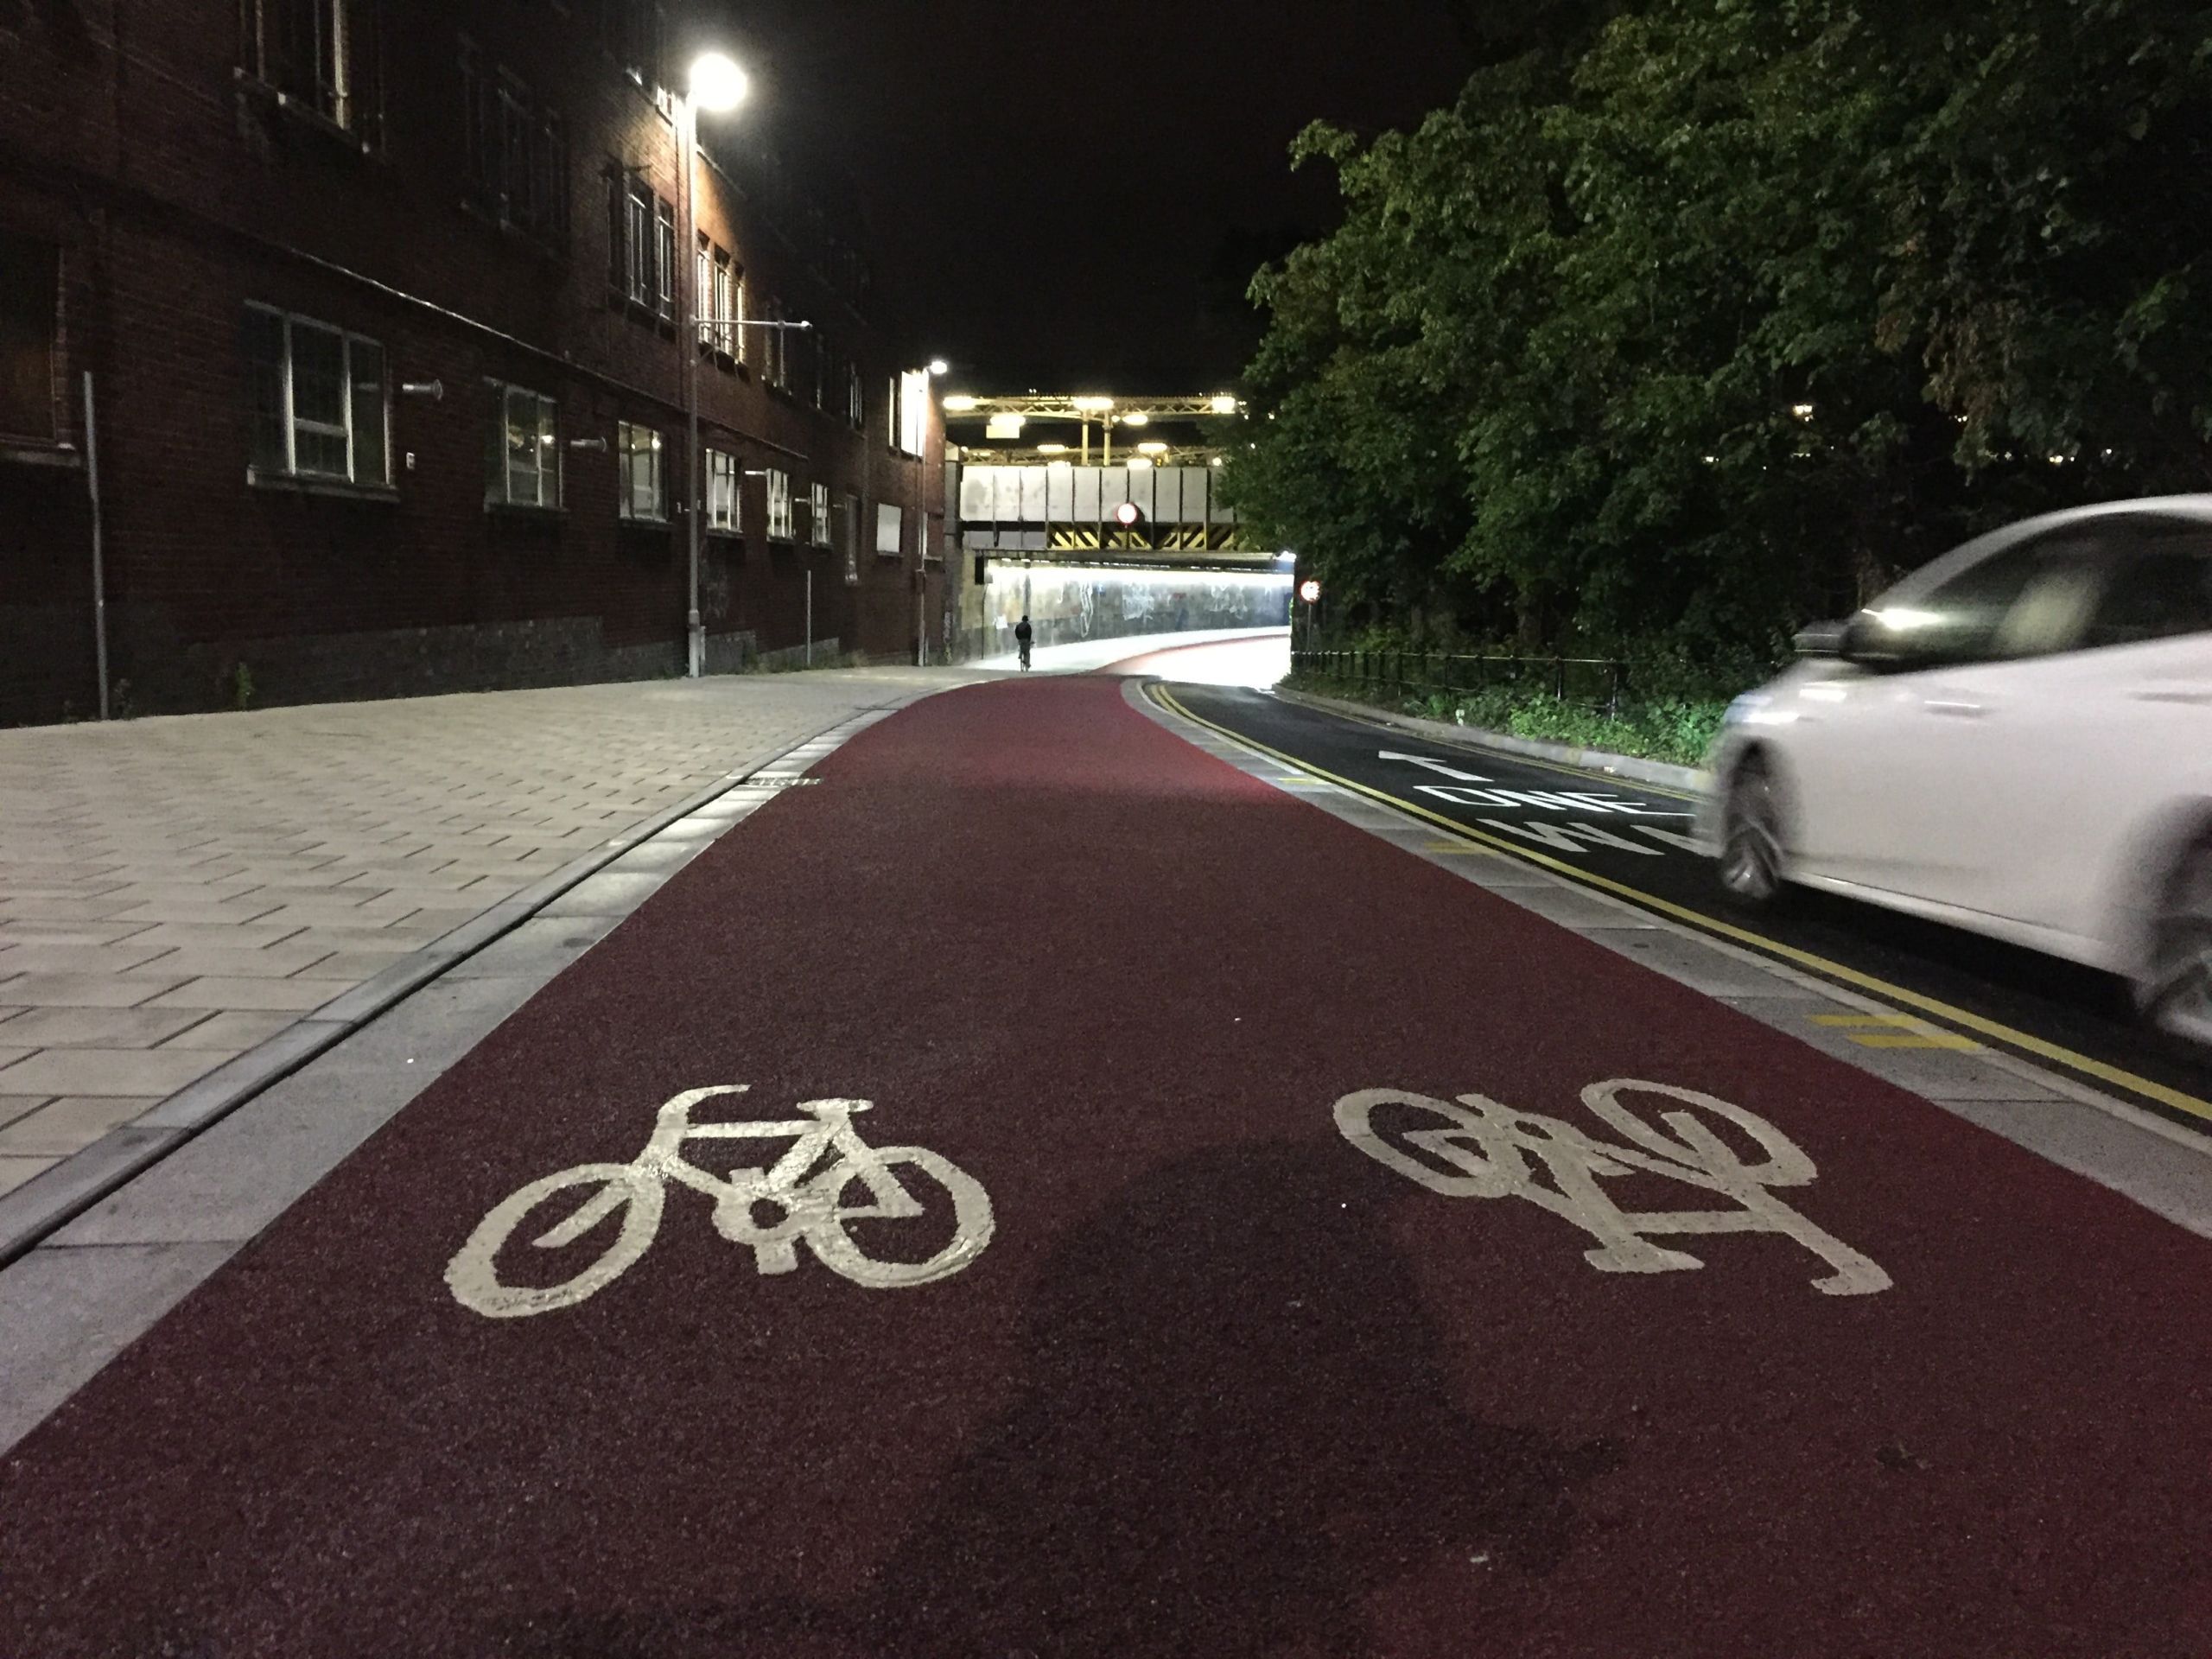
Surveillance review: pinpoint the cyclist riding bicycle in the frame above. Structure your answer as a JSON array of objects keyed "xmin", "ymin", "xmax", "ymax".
[{"xmin": 1014, "ymin": 614, "xmax": 1033, "ymax": 671}]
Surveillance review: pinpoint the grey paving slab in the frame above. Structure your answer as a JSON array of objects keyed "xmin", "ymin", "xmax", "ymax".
[
  {"xmin": 289, "ymin": 948, "xmax": 418, "ymax": 982},
  {"xmin": 0, "ymin": 1096, "xmax": 52, "ymax": 1129},
  {"xmin": 0, "ymin": 940, "xmax": 178, "ymax": 976},
  {"xmin": 0, "ymin": 1242, "xmax": 238, "ymax": 1454},
  {"xmin": 0, "ymin": 1156, "xmax": 57, "ymax": 1197},
  {"xmin": 0, "ymin": 1046, "xmax": 231, "ymax": 1098},
  {"xmin": 0, "ymin": 973, "xmax": 191, "ymax": 1007},
  {"xmin": 0, "ymin": 1006, "xmax": 216, "ymax": 1048},
  {"xmin": 0, "ymin": 923, "xmax": 163, "ymax": 947},
  {"xmin": 155, "ymin": 1009, "xmax": 296, "ymax": 1051},
  {"xmin": 0, "ymin": 897, "xmax": 142, "ymax": 923},
  {"xmin": 139, "ymin": 977, "xmax": 342, "ymax": 1013},
  {"xmin": 130, "ymin": 943, "xmax": 338, "ymax": 979},
  {"xmin": 0, "ymin": 1098, "xmax": 162, "ymax": 1157}
]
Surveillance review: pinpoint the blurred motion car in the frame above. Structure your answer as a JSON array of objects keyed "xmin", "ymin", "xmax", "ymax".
[{"xmin": 1701, "ymin": 498, "xmax": 2212, "ymax": 1051}]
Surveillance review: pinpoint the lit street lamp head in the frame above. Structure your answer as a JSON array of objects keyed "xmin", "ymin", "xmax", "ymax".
[{"xmin": 688, "ymin": 52, "xmax": 750, "ymax": 113}]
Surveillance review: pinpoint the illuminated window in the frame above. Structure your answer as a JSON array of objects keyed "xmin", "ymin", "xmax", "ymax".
[
  {"xmin": 705, "ymin": 448, "xmax": 741, "ymax": 533},
  {"xmin": 485, "ymin": 381, "xmax": 559, "ymax": 508},
  {"xmin": 243, "ymin": 304, "xmax": 388, "ymax": 486},
  {"xmin": 765, "ymin": 467, "xmax": 794, "ymax": 541},
  {"xmin": 616, "ymin": 421, "xmax": 664, "ymax": 520},
  {"xmin": 875, "ymin": 501, "xmax": 904, "ymax": 557},
  {"xmin": 810, "ymin": 481, "xmax": 832, "ymax": 547}
]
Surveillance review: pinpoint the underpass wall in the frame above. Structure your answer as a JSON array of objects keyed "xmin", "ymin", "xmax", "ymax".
[{"xmin": 963, "ymin": 564, "xmax": 1293, "ymax": 661}]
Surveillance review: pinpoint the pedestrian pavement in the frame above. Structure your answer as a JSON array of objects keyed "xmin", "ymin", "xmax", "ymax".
[{"xmin": 0, "ymin": 668, "xmax": 977, "ymax": 1202}]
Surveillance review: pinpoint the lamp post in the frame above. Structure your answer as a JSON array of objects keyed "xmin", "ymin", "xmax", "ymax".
[{"xmin": 682, "ymin": 51, "xmax": 750, "ymax": 679}]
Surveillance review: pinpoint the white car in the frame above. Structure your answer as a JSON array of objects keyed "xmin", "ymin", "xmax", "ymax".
[{"xmin": 1701, "ymin": 497, "xmax": 2212, "ymax": 1051}]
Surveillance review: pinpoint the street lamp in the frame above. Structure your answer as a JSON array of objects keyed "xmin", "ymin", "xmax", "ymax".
[
  {"xmin": 928, "ymin": 359, "xmax": 950, "ymax": 377},
  {"xmin": 682, "ymin": 50, "xmax": 751, "ymax": 679}
]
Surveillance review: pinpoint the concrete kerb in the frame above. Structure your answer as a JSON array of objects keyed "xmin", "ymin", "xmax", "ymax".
[
  {"xmin": 0, "ymin": 696, "xmax": 920, "ymax": 1271},
  {"xmin": 1274, "ymin": 686, "xmax": 1707, "ymax": 795}
]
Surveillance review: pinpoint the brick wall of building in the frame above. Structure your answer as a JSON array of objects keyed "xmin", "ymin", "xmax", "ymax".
[{"xmin": 0, "ymin": 0, "xmax": 950, "ymax": 726}]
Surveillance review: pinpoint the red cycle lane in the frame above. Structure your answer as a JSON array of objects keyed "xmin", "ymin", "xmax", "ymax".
[{"xmin": 2, "ymin": 676, "xmax": 2209, "ymax": 1657}]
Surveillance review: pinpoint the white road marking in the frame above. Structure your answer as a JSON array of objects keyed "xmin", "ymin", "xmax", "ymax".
[
  {"xmin": 1336, "ymin": 1081, "xmax": 1890, "ymax": 1296},
  {"xmin": 447, "ymin": 1087, "xmax": 994, "ymax": 1318},
  {"xmin": 1379, "ymin": 750, "xmax": 1494, "ymax": 784},
  {"xmin": 1478, "ymin": 819, "xmax": 1659, "ymax": 855}
]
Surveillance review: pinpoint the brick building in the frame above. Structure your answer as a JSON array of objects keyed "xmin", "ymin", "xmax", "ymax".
[{"xmin": 0, "ymin": 0, "xmax": 951, "ymax": 727}]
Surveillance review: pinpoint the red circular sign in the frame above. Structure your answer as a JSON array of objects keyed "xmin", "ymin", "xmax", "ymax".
[
  {"xmin": 1115, "ymin": 502, "xmax": 1141, "ymax": 528},
  {"xmin": 1300, "ymin": 580, "xmax": 1322, "ymax": 604}
]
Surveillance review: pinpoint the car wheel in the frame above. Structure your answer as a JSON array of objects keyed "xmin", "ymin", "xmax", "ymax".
[
  {"xmin": 2139, "ymin": 835, "xmax": 2212, "ymax": 1054},
  {"xmin": 1718, "ymin": 758, "xmax": 1787, "ymax": 907}
]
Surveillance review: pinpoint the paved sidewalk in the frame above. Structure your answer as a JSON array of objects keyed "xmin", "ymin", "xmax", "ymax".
[{"xmin": 0, "ymin": 668, "xmax": 972, "ymax": 1196}]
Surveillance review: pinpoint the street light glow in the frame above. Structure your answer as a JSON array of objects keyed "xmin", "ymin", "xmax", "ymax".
[
  {"xmin": 943, "ymin": 395, "xmax": 980, "ymax": 412},
  {"xmin": 928, "ymin": 359, "xmax": 950, "ymax": 377},
  {"xmin": 1121, "ymin": 411, "xmax": 1150, "ymax": 427},
  {"xmin": 1071, "ymin": 396, "xmax": 1116, "ymax": 412},
  {"xmin": 1136, "ymin": 442, "xmax": 1167, "ymax": 455},
  {"xmin": 1211, "ymin": 395, "xmax": 1240, "ymax": 414},
  {"xmin": 688, "ymin": 52, "xmax": 750, "ymax": 113}
]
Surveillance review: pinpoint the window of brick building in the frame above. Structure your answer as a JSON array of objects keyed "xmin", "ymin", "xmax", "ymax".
[
  {"xmin": 696, "ymin": 239, "xmax": 736, "ymax": 359},
  {"xmin": 810, "ymin": 481, "xmax": 833, "ymax": 548},
  {"xmin": 898, "ymin": 369, "xmax": 930, "ymax": 457},
  {"xmin": 764, "ymin": 467, "xmax": 794, "ymax": 541},
  {"xmin": 241, "ymin": 0, "xmax": 384, "ymax": 147},
  {"xmin": 875, "ymin": 501, "xmax": 904, "ymax": 558},
  {"xmin": 713, "ymin": 252, "xmax": 735, "ymax": 357},
  {"xmin": 607, "ymin": 167, "xmax": 666, "ymax": 314},
  {"xmin": 847, "ymin": 363, "xmax": 864, "ymax": 431},
  {"xmin": 486, "ymin": 381, "xmax": 559, "ymax": 509},
  {"xmin": 617, "ymin": 421, "xmax": 664, "ymax": 520},
  {"xmin": 706, "ymin": 448, "xmax": 741, "ymax": 533},
  {"xmin": 653, "ymin": 197, "xmax": 676, "ymax": 323},
  {"xmin": 844, "ymin": 492, "xmax": 861, "ymax": 583},
  {"xmin": 0, "ymin": 229, "xmax": 57, "ymax": 442},
  {"xmin": 600, "ymin": 0, "xmax": 669, "ymax": 105},
  {"xmin": 461, "ymin": 42, "xmax": 569, "ymax": 250},
  {"xmin": 244, "ymin": 304, "xmax": 388, "ymax": 486}
]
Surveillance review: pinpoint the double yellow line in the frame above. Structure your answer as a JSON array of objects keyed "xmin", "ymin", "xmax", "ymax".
[{"xmin": 1149, "ymin": 683, "xmax": 2212, "ymax": 1128}]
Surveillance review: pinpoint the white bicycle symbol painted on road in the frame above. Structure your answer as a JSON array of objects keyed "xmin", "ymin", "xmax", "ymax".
[
  {"xmin": 447, "ymin": 1087, "xmax": 995, "ymax": 1319},
  {"xmin": 1337, "ymin": 1079, "xmax": 1891, "ymax": 1296}
]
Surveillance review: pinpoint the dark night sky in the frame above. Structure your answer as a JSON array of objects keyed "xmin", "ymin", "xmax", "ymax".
[{"xmin": 709, "ymin": 3, "xmax": 1478, "ymax": 391}]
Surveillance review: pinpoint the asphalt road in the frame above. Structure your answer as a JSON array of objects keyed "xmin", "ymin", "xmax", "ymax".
[
  {"xmin": 1164, "ymin": 681, "xmax": 2212, "ymax": 1138},
  {"xmin": 3, "ymin": 672, "xmax": 2209, "ymax": 1656}
]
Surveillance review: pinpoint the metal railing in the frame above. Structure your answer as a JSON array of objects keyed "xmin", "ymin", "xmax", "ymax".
[{"xmin": 1291, "ymin": 648, "xmax": 1627, "ymax": 713}]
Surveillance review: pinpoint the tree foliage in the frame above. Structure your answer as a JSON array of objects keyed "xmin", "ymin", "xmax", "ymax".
[{"xmin": 1230, "ymin": 0, "xmax": 2212, "ymax": 669}]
